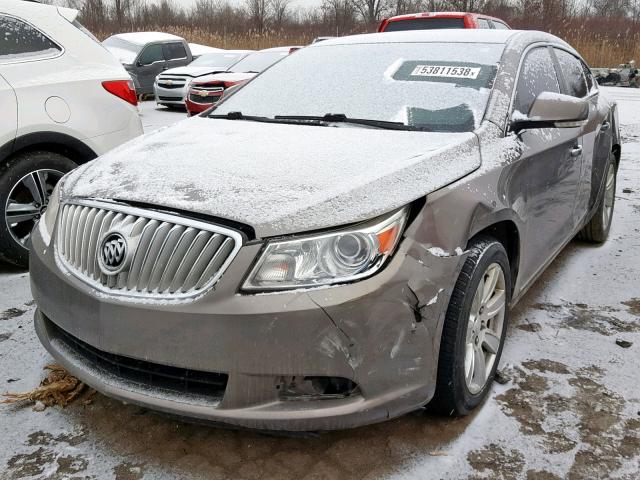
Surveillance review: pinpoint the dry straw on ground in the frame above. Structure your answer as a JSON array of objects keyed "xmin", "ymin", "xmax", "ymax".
[{"xmin": 1, "ymin": 364, "xmax": 87, "ymax": 409}]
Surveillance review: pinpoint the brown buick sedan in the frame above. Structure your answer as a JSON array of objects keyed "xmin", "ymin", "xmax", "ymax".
[{"xmin": 30, "ymin": 29, "xmax": 620, "ymax": 431}]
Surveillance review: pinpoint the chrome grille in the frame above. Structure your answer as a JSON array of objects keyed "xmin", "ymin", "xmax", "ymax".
[
  {"xmin": 156, "ymin": 74, "xmax": 191, "ymax": 89},
  {"xmin": 55, "ymin": 200, "xmax": 243, "ymax": 299}
]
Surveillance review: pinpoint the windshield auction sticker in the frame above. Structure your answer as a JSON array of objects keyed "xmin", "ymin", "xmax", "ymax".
[
  {"xmin": 410, "ymin": 65, "xmax": 481, "ymax": 79},
  {"xmin": 393, "ymin": 61, "xmax": 496, "ymax": 89}
]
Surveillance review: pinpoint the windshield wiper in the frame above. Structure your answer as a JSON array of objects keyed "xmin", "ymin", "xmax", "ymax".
[
  {"xmin": 274, "ymin": 113, "xmax": 431, "ymax": 131},
  {"xmin": 209, "ymin": 112, "xmax": 431, "ymax": 131},
  {"xmin": 209, "ymin": 111, "xmax": 269, "ymax": 121}
]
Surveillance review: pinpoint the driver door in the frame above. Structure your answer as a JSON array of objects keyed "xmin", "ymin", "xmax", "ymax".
[{"xmin": 135, "ymin": 43, "xmax": 166, "ymax": 94}]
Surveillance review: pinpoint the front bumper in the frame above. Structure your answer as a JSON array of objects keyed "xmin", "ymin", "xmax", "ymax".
[{"xmin": 30, "ymin": 220, "xmax": 462, "ymax": 431}]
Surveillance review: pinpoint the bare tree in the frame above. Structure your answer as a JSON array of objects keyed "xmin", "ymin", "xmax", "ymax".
[
  {"xmin": 349, "ymin": 0, "xmax": 389, "ymax": 26},
  {"xmin": 245, "ymin": 0, "xmax": 270, "ymax": 33},
  {"xmin": 270, "ymin": 0, "xmax": 291, "ymax": 28},
  {"xmin": 322, "ymin": 0, "xmax": 358, "ymax": 34}
]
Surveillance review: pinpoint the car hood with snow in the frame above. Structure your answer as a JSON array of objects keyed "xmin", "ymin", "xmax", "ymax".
[
  {"xmin": 192, "ymin": 72, "xmax": 257, "ymax": 85},
  {"xmin": 63, "ymin": 117, "xmax": 481, "ymax": 237},
  {"xmin": 162, "ymin": 65, "xmax": 230, "ymax": 78}
]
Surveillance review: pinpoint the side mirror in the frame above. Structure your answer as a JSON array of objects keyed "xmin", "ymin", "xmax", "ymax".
[{"xmin": 510, "ymin": 92, "xmax": 589, "ymax": 132}]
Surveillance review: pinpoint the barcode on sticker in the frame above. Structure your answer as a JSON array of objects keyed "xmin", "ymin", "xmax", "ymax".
[{"xmin": 410, "ymin": 65, "xmax": 481, "ymax": 79}]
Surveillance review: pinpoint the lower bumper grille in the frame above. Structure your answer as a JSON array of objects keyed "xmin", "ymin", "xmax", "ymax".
[
  {"xmin": 158, "ymin": 95, "xmax": 183, "ymax": 102},
  {"xmin": 48, "ymin": 316, "xmax": 228, "ymax": 400}
]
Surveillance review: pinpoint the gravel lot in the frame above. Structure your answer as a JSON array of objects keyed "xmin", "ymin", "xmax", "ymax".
[{"xmin": 1, "ymin": 90, "xmax": 639, "ymax": 480}]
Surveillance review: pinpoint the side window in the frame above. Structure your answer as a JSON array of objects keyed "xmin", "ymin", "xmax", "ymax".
[
  {"xmin": 493, "ymin": 21, "xmax": 509, "ymax": 30},
  {"xmin": 163, "ymin": 42, "xmax": 187, "ymax": 60},
  {"xmin": 554, "ymin": 49, "xmax": 588, "ymax": 98},
  {"xmin": 514, "ymin": 47, "xmax": 560, "ymax": 115},
  {"xmin": 0, "ymin": 15, "xmax": 61, "ymax": 62},
  {"xmin": 581, "ymin": 61, "xmax": 597, "ymax": 94},
  {"xmin": 477, "ymin": 18, "xmax": 491, "ymax": 29},
  {"xmin": 138, "ymin": 44, "xmax": 164, "ymax": 65}
]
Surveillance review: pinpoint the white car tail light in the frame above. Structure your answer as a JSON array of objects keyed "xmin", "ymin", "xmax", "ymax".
[{"xmin": 102, "ymin": 80, "xmax": 138, "ymax": 106}]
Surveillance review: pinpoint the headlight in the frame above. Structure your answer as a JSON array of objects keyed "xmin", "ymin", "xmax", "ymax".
[
  {"xmin": 39, "ymin": 181, "xmax": 62, "ymax": 246},
  {"xmin": 243, "ymin": 208, "xmax": 408, "ymax": 291}
]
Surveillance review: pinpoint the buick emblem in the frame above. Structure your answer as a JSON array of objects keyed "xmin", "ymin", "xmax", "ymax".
[{"xmin": 98, "ymin": 232, "xmax": 128, "ymax": 275}]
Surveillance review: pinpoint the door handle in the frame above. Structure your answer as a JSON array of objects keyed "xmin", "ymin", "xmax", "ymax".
[
  {"xmin": 601, "ymin": 121, "xmax": 610, "ymax": 131},
  {"xmin": 570, "ymin": 146, "xmax": 583, "ymax": 157}
]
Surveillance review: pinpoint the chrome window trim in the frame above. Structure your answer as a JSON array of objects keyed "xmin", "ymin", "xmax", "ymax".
[
  {"xmin": 54, "ymin": 198, "xmax": 244, "ymax": 301},
  {"xmin": 0, "ymin": 13, "xmax": 65, "ymax": 65}
]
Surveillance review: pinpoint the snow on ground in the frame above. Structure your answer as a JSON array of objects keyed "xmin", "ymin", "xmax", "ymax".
[{"xmin": 1, "ymin": 93, "xmax": 639, "ymax": 479}]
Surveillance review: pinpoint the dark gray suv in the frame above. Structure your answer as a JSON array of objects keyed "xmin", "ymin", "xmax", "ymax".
[
  {"xmin": 31, "ymin": 30, "xmax": 620, "ymax": 431},
  {"xmin": 103, "ymin": 32, "xmax": 193, "ymax": 95}
]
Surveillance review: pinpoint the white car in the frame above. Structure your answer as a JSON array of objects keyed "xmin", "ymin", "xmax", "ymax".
[{"xmin": 0, "ymin": 0, "xmax": 143, "ymax": 267}]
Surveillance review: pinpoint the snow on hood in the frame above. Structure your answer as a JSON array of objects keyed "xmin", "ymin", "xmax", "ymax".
[
  {"xmin": 64, "ymin": 117, "xmax": 480, "ymax": 237},
  {"xmin": 162, "ymin": 66, "xmax": 228, "ymax": 77},
  {"xmin": 193, "ymin": 72, "xmax": 257, "ymax": 84}
]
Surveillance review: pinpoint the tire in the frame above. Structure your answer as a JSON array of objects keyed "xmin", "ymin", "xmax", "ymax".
[
  {"xmin": 577, "ymin": 153, "xmax": 616, "ymax": 243},
  {"xmin": 430, "ymin": 235, "xmax": 512, "ymax": 416},
  {"xmin": 0, "ymin": 151, "xmax": 77, "ymax": 267}
]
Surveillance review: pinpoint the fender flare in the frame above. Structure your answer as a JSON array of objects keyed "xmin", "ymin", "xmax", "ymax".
[{"xmin": 0, "ymin": 131, "xmax": 98, "ymax": 166}]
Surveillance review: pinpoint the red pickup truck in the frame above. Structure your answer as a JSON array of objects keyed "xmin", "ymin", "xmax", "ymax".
[{"xmin": 378, "ymin": 12, "xmax": 510, "ymax": 32}]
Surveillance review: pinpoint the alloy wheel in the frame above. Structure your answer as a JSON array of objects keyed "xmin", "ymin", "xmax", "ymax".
[
  {"xmin": 464, "ymin": 262, "xmax": 506, "ymax": 394},
  {"xmin": 5, "ymin": 169, "xmax": 64, "ymax": 247},
  {"xmin": 602, "ymin": 163, "xmax": 615, "ymax": 228}
]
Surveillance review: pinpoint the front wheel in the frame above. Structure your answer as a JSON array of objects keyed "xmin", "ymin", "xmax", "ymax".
[
  {"xmin": 0, "ymin": 151, "xmax": 77, "ymax": 267},
  {"xmin": 430, "ymin": 236, "xmax": 511, "ymax": 416},
  {"xmin": 577, "ymin": 153, "xmax": 616, "ymax": 243}
]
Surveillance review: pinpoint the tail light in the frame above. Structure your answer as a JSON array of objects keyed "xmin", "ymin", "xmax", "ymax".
[
  {"xmin": 288, "ymin": 47, "xmax": 300, "ymax": 54},
  {"xmin": 102, "ymin": 80, "xmax": 137, "ymax": 106}
]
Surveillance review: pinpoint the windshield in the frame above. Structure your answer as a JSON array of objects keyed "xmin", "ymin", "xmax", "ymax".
[
  {"xmin": 228, "ymin": 51, "xmax": 289, "ymax": 73},
  {"xmin": 213, "ymin": 42, "xmax": 504, "ymax": 132},
  {"xmin": 102, "ymin": 37, "xmax": 141, "ymax": 64},
  {"xmin": 190, "ymin": 52, "xmax": 246, "ymax": 68}
]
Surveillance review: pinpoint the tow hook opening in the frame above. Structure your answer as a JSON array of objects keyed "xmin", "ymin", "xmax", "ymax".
[{"xmin": 278, "ymin": 376, "xmax": 359, "ymax": 400}]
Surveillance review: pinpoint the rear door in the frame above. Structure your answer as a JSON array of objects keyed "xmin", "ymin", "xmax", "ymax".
[
  {"xmin": 135, "ymin": 43, "xmax": 166, "ymax": 94},
  {"xmin": 552, "ymin": 48, "xmax": 610, "ymax": 223},
  {"xmin": 0, "ymin": 73, "xmax": 17, "ymax": 152},
  {"xmin": 162, "ymin": 42, "xmax": 190, "ymax": 69},
  {"xmin": 509, "ymin": 46, "xmax": 584, "ymax": 286}
]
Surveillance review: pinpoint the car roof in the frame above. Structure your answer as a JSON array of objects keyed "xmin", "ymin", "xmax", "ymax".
[
  {"xmin": 108, "ymin": 32, "xmax": 184, "ymax": 45},
  {"xmin": 385, "ymin": 11, "xmax": 505, "ymax": 21},
  {"xmin": 315, "ymin": 29, "xmax": 518, "ymax": 46},
  {"xmin": 259, "ymin": 46, "xmax": 302, "ymax": 52},
  {"xmin": 2, "ymin": 0, "xmax": 78, "ymax": 21}
]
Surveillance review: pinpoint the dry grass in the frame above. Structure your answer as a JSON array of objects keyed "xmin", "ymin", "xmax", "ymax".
[
  {"xmin": 97, "ymin": 24, "xmax": 639, "ymax": 67},
  {"xmin": 1, "ymin": 364, "xmax": 87, "ymax": 409}
]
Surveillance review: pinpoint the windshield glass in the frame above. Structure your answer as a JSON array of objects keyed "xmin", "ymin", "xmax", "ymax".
[
  {"xmin": 190, "ymin": 52, "xmax": 246, "ymax": 68},
  {"xmin": 102, "ymin": 37, "xmax": 141, "ymax": 64},
  {"xmin": 228, "ymin": 51, "xmax": 289, "ymax": 73},
  {"xmin": 213, "ymin": 42, "xmax": 504, "ymax": 132}
]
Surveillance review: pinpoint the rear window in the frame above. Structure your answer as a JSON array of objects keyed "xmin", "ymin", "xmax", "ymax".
[
  {"xmin": 163, "ymin": 42, "xmax": 187, "ymax": 60},
  {"xmin": 383, "ymin": 18, "xmax": 465, "ymax": 31},
  {"xmin": 228, "ymin": 51, "xmax": 288, "ymax": 73},
  {"xmin": 0, "ymin": 15, "xmax": 61, "ymax": 62}
]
